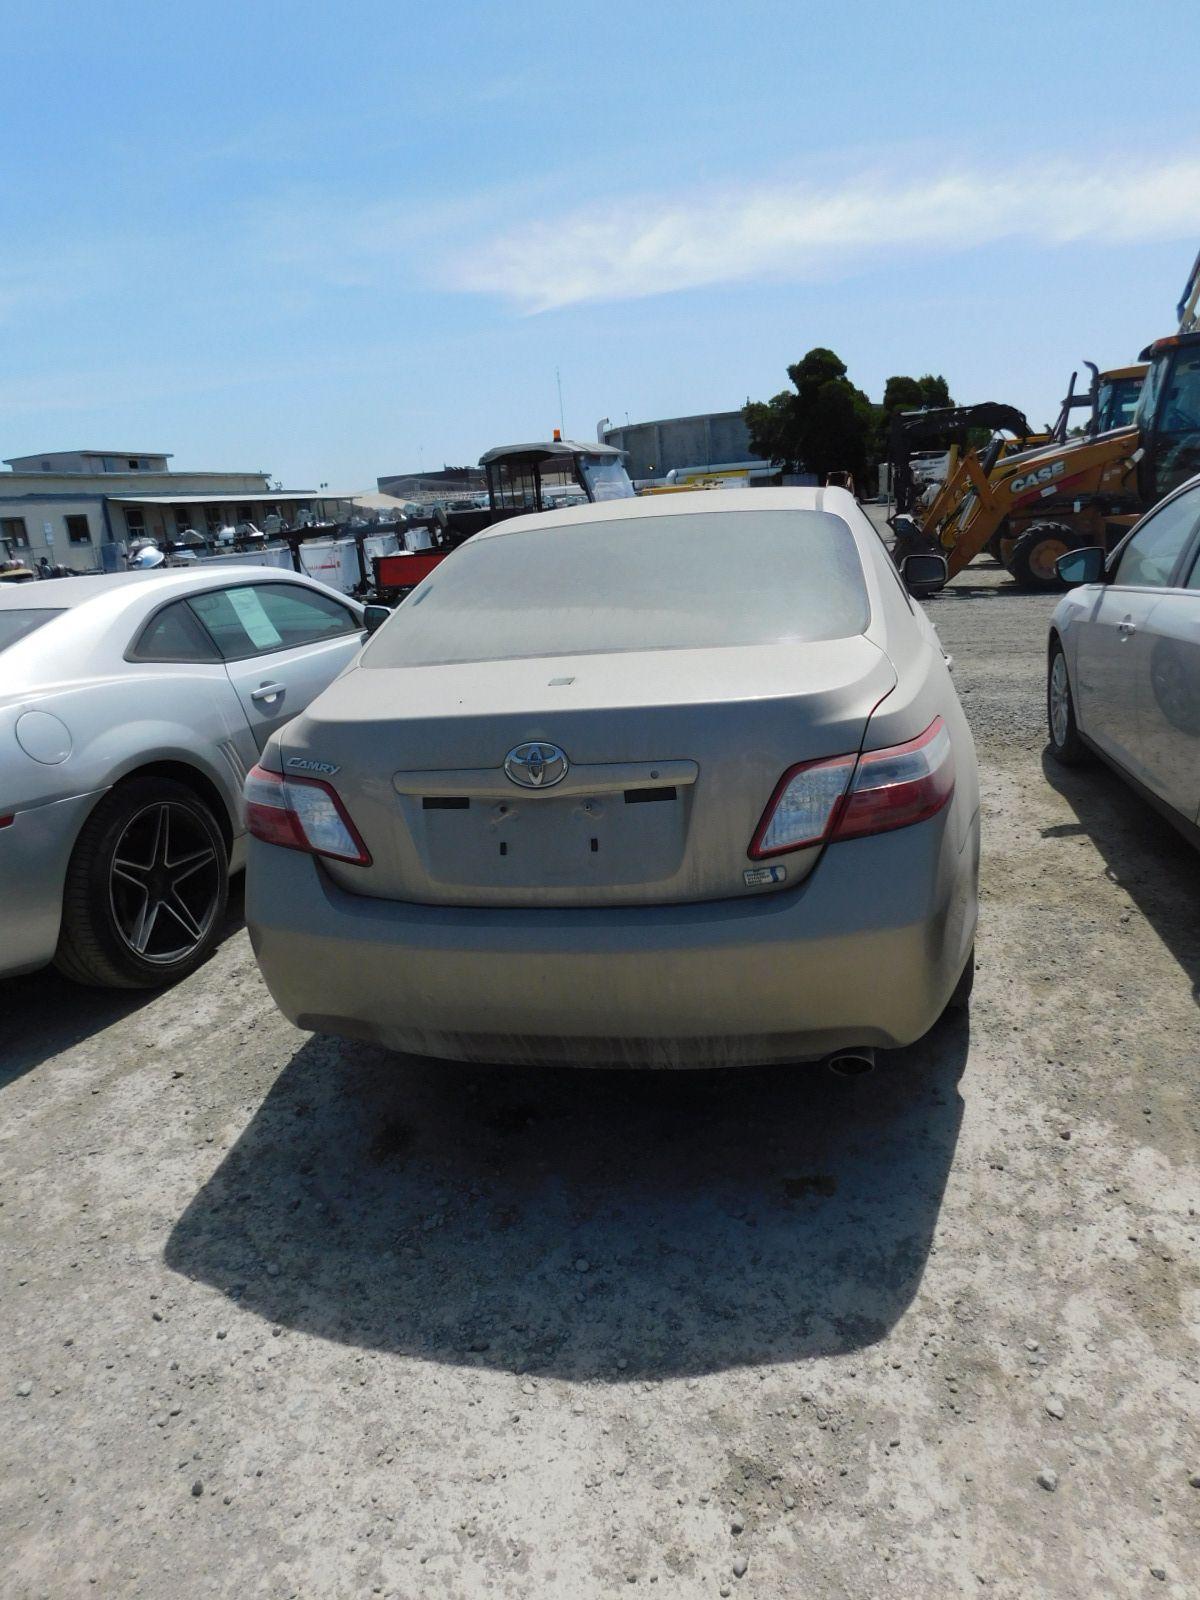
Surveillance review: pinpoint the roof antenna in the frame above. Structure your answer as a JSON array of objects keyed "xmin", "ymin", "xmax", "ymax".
[{"xmin": 556, "ymin": 367, "xmax": 565, "ymax": 439}]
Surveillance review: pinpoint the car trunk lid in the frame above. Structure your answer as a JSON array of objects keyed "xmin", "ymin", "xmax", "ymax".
[{"xmin": 281, "ymin": 637, "xmax": 895, "ymax": 907}]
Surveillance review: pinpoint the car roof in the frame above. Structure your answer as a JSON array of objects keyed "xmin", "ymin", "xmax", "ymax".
[
  {"xmin": 1, "ymin": 566, "xmax": 361, "ymax": 691},
  {"xmin": 0, "ymin": 571, "xmax": 171, "ymax": 611},
  {"xmin": 474, "ymin": 485, "xmax": 857, "ymax": 542},
  {"xmin": 0, "ymin": 566, "xmax": 332, "ymax": 614}
]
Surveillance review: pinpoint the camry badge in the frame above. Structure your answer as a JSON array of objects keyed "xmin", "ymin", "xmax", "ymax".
[
  {"xmin": 504, "ymin": 742, "xmax": 569, "ymax": 789},
  {"xmin": 287, "ymin": 756, "xmax": 341, "ymax": 776}
]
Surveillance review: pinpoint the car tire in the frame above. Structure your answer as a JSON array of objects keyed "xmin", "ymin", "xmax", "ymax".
[
  {"xmin": 1008, "ymin": 523, "xmax": 1076, "ymax": 591},
  {"xmin": 1047, "ymin": 640, "xmax": 1087, "ymax": 766},
  {"xmin": 55, "ymin": 776, "xmax": 229, "ymax": 989},
  {"xmin": 947, "ymin": 944, "xmax": 975, "ymax": 1010}
]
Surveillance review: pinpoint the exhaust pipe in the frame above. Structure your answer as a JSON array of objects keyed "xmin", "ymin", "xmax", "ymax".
[{"xmin": 825, "ymin": 1047, "xmax": 876, "ymax": 1077}]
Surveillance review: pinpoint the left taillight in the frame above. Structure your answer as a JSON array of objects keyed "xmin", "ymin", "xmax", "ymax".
[{"xmin": 244, "ymin": 765, "xmax": 372, "ymax": 866}]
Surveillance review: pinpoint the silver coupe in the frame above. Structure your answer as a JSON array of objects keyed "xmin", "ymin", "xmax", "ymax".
[{"xmin": 1, "ymin": 569, "xmax": 365, "ymax": 986}]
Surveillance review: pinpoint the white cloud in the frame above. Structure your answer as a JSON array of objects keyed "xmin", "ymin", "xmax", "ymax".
[{"xmin": 450, "ymin": 158, "xmax": 1200, "ymax": 312}]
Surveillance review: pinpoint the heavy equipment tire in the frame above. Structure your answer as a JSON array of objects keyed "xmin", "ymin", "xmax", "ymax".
[
  {"xmin": 947, "ymin": 945, "xmax": 975, "ymax": 1011},
  {"xmin": 55, "ymin": 777, "xmax": 229, "ymax": 989},
  {"xmin": 1007, "ymin": 522, "xmax": 1076, "ymax": 591},
  {"xmin": 1046, "ymin": 638, "xmax": 1088, "ymax": 766}
]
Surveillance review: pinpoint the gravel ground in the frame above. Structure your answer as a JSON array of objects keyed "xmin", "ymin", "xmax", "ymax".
[{"xmin": 3, "ymin": 548, "xmax": 1199, "ymax": 1599}]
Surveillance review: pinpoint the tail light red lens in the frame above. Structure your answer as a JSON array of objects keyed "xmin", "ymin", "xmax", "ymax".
[
  {"xmin": 833, "ymin": 717, "xmax": 954, "ymax": 841},
  {"xmin": 748, "ymin": 717, "xmax": 954, "ymax": 859},
  {"xmin": 244, "ymin": 765, "xmax": 371, "ymax": 866}
]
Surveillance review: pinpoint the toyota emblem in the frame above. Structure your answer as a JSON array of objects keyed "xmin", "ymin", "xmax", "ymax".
[{"xmin": 503, "ymin": 742, "xmax": 569, "ymax": 789}]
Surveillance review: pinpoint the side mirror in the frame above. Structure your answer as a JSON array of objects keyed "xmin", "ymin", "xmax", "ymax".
[
  {"xmin": 900, "ymin": 552, "xmax": 948, "ymax": 597},
  {"xmin": 1055, "ymin": 546, "xmax": 1105, "ymax": 585},
  {"xmin": 363, "ymin": 603, "xmax": 391, "ymax": 636}
]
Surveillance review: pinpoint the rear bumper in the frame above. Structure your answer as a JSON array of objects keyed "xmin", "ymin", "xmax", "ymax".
[
  {"xmin": 247, "ymin": 804, "xmax": 978, "ymax": 1067},
  {"xmin": 0, "ymin": 790, "xmax": 104, "ymax": 979}
]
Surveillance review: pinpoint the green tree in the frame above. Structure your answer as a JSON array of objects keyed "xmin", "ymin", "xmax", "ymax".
[
  {"xmin": 877, "ymin": 372, "xmax": 956, "ymax": 459},
  {"xmin": 917, "ymin": 373, "xmax": 952, "ymax": 408},
  {"xmin": 881, "ymin": 372, "xmax": 953, "ymax": 422},
  {"xmin": 882, "ymin": 375, "xmax": 925, "ymax": 419},
  {"xmin": 744, "ymin": 347, "xmax": 876, "ymax": 485}
]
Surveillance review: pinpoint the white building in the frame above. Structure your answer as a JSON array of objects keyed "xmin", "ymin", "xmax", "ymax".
[{"xmin": 0, "ymin": 448, "xmax": 337, "ymax": 571}]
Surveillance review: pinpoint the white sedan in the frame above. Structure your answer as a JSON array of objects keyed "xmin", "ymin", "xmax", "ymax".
[
  {"xmin": 1, "ymin": 569, "xmax": 365, "ymax": 987},
  {"xmin": 1048, "ymin": 474, "xmax": 1200, "ymax": 847}
]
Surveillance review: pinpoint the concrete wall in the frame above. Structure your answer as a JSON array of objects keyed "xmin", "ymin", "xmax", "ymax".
[
  {"xmin": 0, "ymin": 468, "xmax": 270, "ymax": 496},
  {"xmin": 0, "ymin": 470, "xmax": 275, "ymax": 571},
  {"xmin": 601, "ymin": 411, "xmax": 762, "ymax": 481},
  {"xmin": 0, "ymin": 497, "xmax": 112, "ymax": 570}
]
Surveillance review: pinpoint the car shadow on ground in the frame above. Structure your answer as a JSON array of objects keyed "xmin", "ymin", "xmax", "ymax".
[
  {"xmin": 1041, "ymin": 748, "xmax": 1200, "ymax": 1002},
  {"xmin": 0, "ymin": 879, "xmax": 247, "ymax": 1087},
  {"xmin": 165, "ymin": 1012, "xmax": 968, "ymax": 1379}
]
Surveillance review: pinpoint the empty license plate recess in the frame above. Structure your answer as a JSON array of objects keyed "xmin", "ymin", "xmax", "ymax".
[{"xmin": 393, "ymin": 759, "xmax": 697, "ymax": 892}]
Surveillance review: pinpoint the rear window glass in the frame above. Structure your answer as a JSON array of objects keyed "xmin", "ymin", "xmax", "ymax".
[
  {"xmin": 0, "ymin": 608, "xmax": 64, "ymax": 653},
  {"xmin": 132, "ymin": 599, "xmax": 222, "ymax": 662},
  {"xmin": 364, "ymin": 509, "xmax": 869, "ymax": 667}
]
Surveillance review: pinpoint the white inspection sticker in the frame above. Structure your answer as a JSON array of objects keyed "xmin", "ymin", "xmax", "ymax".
[
  {"xmin": 226, "ymin": 587, "xmax": 283, "ymax": 650},
  {"xmin": 744, "ymin": 864, "xmax": 787, "ymax": 887}
]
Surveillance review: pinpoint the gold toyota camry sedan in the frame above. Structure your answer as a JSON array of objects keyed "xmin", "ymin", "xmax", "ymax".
[{"xmin": 244, "ymin": 489, "xmax": 979, "ymax": 1069}]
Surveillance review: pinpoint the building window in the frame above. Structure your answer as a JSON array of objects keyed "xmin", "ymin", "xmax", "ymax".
[
  {"xmin": 204, "ymin": 506, "xmax": 223, "ymax": 537},
  {"xmin": 1, "ymin": 516, "xmax": 30, "ymax": 548},
  {"xmin": 41, "ymin": 461, "xmax": 52, "ymax": 471},
  {"xmin": 128, "ymin": 459, "xmax": 140, "ymax": 470},
  {"xmin": 65, "ymin": 515, "xmax": 92, "ymax": 544},
  {"xmin": 125, "ymin": 508, "xmax": 146, "ymax": 539}
]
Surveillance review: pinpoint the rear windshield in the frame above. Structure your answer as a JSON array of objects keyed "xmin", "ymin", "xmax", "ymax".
[
  {"xmin": 0, "ymin": 608, "xmax": 65, "ymax": 653},
  {"xmin": 364, "ymin": 509, "xmax": 869, "ymax": 667}
]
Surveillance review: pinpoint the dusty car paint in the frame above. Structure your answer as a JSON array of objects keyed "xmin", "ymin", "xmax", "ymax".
[{"xmin": 247, "ymin": 489, "xmax": 979, "ymax": 1066}]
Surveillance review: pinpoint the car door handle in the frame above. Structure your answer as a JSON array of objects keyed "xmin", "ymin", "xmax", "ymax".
[
  {"xmin": 1117, "ymin": 618, "xmax": 1137, "ymax": 638},
  {"xmin": 250, "ymin": 682, "xmax": 286, "ymax": 702}
]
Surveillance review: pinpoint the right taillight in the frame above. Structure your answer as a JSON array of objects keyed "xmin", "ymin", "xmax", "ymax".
[
  {"xmin": 244, "ymin": 765, "xmax": 372, "ymax": 866},
  {"xmin": 831, "ymin": 716, "xmax": 954, "ymax": 841},
  {"xmin": 748, "ymin": 717, "xmax": 954, "ymax": 859}
]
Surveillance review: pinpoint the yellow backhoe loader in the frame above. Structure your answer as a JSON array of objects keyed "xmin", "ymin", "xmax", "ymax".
[{"xmin": 888, "ymin": 341, "xmax": 1195, "ymax": 588}]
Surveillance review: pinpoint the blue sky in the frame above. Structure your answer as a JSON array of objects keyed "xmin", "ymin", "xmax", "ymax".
[{"xmin": 3, "ymin": 0, "xmax": 1198, "ymax": 487}]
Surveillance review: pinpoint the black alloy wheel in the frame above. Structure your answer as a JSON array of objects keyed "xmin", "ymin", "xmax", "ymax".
[{"xmin": 56, "ymin": 776, "xmax": 229, "ymax": 989}]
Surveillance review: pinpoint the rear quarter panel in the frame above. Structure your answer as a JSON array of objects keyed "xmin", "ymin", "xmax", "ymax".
[
  {"xmin": 855, "ymin": 535, "xmax": 980, "ymax": 855},
  {"xmin": 2, "ymin": 669, "xmax": 255, "ymax": 833}
]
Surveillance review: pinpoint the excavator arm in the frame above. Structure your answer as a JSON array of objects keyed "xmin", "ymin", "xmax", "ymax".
[{"xmin": 888, "ymin": 402, "xmax": 1033, "ymax": 515}]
